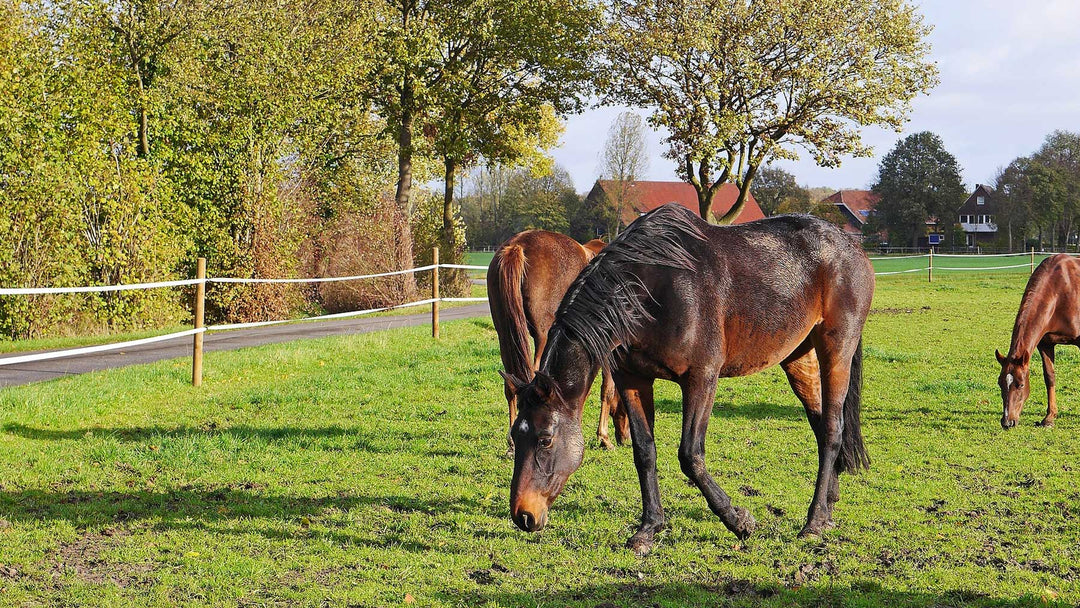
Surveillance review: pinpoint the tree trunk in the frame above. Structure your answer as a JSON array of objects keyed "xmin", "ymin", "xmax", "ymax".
[
  {"xmin": 393, "ymin": 76, "xmax": 419, "ymax": 300},
  {"xmin": 696, "ymin": 186, "xmax": 714, "ymax": 223}
]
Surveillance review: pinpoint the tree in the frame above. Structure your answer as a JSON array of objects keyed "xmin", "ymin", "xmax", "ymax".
[
  {"xmin": 871, "ymin": 132, "xmax": 966, "ymax": 248},
  {"xmin": 994, "ymin": 158, "xmax": 1036, "ymax": 252},
  {"xmin": 752, "ymin": 166, "xmax": 809, "ymax": 216},
  {"xmin": 427, "ymin": 0, "xmax": 597, "ymax": 243},
  {"xmin": 602, "ymin": 0, "xmax": 938, "ymax": 224},
  {"xmin": 599, "ymin": 111, "xmax": 649, "ymax": 235},
  {"xmin": 1030, "ymin": 131, "xmax": 1080, "ymax": 250}
]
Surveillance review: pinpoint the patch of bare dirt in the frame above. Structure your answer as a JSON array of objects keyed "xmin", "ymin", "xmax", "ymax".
[{"xmin": 52, "ymin": 528, "xmax": 154, "ymax": 588}]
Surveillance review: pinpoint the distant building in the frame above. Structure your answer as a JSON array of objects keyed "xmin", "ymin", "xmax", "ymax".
[
  {"xmin": 585, "ymin": 180, "xmax": 765, "ymax": 229},
  {"xmin": 824, "ymin": 190, "xmax": 880, "ymax": 237},
  {"xmin": 956, "ymin": 184, "xmax": 998, "ymax": 247}
]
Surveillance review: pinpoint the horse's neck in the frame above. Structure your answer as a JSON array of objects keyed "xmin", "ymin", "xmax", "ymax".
[
  {"xmin": 540, "ymin": 330, "xmax": 596, "ymax": 415},
  {"xmin": 1010, "ymin": 283, "xmax": 1055, "ymax": 359}
]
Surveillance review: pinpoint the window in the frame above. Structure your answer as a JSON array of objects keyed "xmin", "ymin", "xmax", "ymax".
[{"xmin": 977, "ymin": 195, "xmax": 985, "ymax": 205}]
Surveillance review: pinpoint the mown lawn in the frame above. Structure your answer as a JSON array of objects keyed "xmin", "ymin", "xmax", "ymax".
[{"xmin": 1, "ymin": 272, "xmax": 1078, "ymax": 606}]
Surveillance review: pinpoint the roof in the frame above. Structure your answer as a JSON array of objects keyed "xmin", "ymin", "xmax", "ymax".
[
  {"xmin": 592, "ymin": 180, "xmax": 765, "ymax": 225},
  {"xmin": 825, "ymin": 190, "xmax": 881, "ymax": 234},
  {"xmin": 957, "ymin": 184, "xmax": 997, "ymax": 214}
]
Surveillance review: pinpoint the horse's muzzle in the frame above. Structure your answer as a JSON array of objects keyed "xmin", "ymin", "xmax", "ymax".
[
  {"xmin": 514, "ymin": 509, "xmax": 546, "ymax": 532},
  {"xmin": 1001, "ymin": 416, "xmax": 1018, "ymax": 429}
]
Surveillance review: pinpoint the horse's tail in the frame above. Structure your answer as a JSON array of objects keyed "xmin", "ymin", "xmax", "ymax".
[
  {"xmin": 837, "ymin": 339, "xmax": 870, "ymax": 474},
  {"xmin": 490, "ymin": 244, "xmax": 533, "ymax": 384}
]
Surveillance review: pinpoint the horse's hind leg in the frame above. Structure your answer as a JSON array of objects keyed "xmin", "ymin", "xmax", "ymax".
[
  {"xmin": 677, "ymin": 371, "xmax": 757, "ymax": 541},
  {"xmin": 1038, "ymin": 342, "xmax": 1057, "ymax": 427},
  {"xmin": 616, "ymin": 372, "xmax": 665, "ymax": 556},
  {"xmin": 596, "ymin": 366, "xmax": 628, "ymax": 449},
  {"xmin": 782, "ymin": 339, "xmax": 839, "ymax": 516},
  {"xmin": 799, "ymin": 331, "xmax": 858, "ymax": 537}
]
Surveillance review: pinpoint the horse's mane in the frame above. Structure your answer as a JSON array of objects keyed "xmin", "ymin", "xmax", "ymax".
[{"xmin": 551, "ymin": 203, "xmax": 706, "ymax": 368}]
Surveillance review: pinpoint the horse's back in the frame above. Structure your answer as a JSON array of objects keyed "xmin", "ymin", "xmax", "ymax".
[{"xmin": 491, "ymin": 230, "xmax": 592, "ymax": 332}]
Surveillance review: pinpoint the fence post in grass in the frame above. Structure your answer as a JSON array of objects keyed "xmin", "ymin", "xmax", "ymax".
[
  {"xmin": 1031, "ymin": 247, "xmax": 1035, "ymax": 274},
  {"xmin": 432, "ymin": 247, "xmax": 440, "ymax": 339},
  {"xmin": 928, "ymin": 248, "xmax": 933, "ymax": 283},
  {"xmin": 192, "ymin": 257, "xmax": 206, "ymax": 386}
]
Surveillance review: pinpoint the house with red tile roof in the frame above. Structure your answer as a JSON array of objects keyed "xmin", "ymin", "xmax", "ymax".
[
  {"xmin": 824, "ymin": 190, "xmax": 880, "ymax": 236},
  {"xmin": 585, "ymin": 180, "xmax": 765, "ymax": 228}
]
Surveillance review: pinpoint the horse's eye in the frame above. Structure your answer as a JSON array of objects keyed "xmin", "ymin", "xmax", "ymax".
[{"xmin": 538, "ymin": 436, "xmax": 553, "ymax": 449}]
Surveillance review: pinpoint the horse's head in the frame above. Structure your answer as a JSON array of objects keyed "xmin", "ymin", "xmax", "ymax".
[
  {"xmin": 501, "ymin": 370, "xmax": 584, "ymax": 532},
  {"xmin": 996, "ymin": 349, "xmax": 1031, "ymax": 429}
]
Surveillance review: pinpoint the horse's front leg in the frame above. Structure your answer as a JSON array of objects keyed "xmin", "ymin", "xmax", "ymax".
[
  {"xmin": 616, "ymin": 373, "xmax": 664, "ymax": 556},
  {"xmin": 678, "ymin": 372, "xmax": 756, "ymax": 540},
  {"xmin": 1038, "ymin": 342, "xmax": 1057, "ymax": 427}
]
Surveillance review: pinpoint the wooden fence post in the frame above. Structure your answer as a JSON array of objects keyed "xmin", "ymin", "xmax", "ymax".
[
  {"xmin": 928, "ymin": 248, "xmax": 933, "ymax": 283},
  {"xmin": 192, "ymin": 257, "xmax": 206, "ymax": 386},
  {"xmin": 432, "ymin": 247, "xmax": 440, "ymax": 339}
]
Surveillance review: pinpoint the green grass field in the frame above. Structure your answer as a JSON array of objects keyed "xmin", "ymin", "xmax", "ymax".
[{"xmin": 1, "ymin": 271, "xmax": 1078, "ymax": 606}]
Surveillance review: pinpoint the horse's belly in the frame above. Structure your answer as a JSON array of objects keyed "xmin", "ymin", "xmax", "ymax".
[{"xmin": 717, "ymin": 320, "xmax": 815, "ymax": 377}]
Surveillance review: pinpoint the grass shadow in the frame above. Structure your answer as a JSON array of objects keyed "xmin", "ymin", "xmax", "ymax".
[
  {"xmin": 653, "ymin": 398, "xmax": 806, "ymax": 421},
  {"xmin": 441, "ymin": 579, "xmax": 1069, "ymax": 608}
]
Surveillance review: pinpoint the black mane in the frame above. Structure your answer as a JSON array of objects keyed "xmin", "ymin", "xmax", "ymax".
[{"xmin": 551, "ymin": 203, "xmax": 706, "ymax": 367}]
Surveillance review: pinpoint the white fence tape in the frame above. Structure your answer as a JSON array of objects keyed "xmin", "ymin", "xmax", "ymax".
[
  {"xmin": 936, "ymin": 263, "xmax": 1033, "ymax": 271},
  {"xmin": 207, "ymin": 299, "xmax": 440, "ymax": 331},
  {"xmin": 0, "ymin": 278, "xmax": 203, "ymax": 296},
  {"xmin": 867, "ymin": 254, "xmax": 929, "ymax": 261},
  {"xmin": 873, "ymin": 267, "xmax": 927, "ymax": 276},
  {"xmin": 0, "ymin": 327, "xmax": 204, "ymax": 367},
  {"xmin": 439, "ymin": 264, "xmax": 489, "ymax": 270},
  {"xmin": 208, "ymin": 265, "xmax": 437, "ymax": 285}
]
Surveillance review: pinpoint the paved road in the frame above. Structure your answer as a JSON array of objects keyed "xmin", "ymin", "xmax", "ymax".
[{"xmin": 0, "ymin": 303, "xmax": 490, "ymax": 388}]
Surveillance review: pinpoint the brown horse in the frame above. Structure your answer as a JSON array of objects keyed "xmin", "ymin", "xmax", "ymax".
[
  {"xmin": 487, "ymin": 231, "xmax": 628, "ymax": 454},
  {"xmin": 502, "ymin": 204, "xmax": 874, "ymax": 555},
  {"xmin": 997, "ymin": 253, "xmax": 1080, "ymax": 429}
]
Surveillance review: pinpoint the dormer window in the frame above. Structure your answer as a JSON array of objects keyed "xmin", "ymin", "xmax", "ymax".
[{"xmin": 977, "ymin": 195, "xmax": 985, "ymax": 205}]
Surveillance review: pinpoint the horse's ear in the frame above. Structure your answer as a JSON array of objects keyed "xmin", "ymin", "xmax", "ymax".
[
  {"xmin": 533, "ymin": 371, "xmax": 557, "ymax": 402},
  {"xmin": 499, "ymin": 370, "xmax": 526, "ymax": 393},
  {"xmin": 995, "ymin": 349, "xmax": 1006, "ymax": 365}
]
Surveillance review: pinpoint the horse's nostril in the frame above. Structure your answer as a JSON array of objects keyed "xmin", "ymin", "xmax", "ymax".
[{"xmin": 516, "ymin": 510, "xmax": 535, "ymax": 532}]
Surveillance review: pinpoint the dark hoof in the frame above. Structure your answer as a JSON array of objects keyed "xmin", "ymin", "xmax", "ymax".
[
  {"xmin": 797, "ymin": 519, "xmax": 831, "ymax": 538},
  {"xmin": 626, "ymin": 532, "xmax": 655, "ymax": 557},
  {"xmin": 1036, "ymin": 419, "xmax": 1055, "ymax": 428},
  {"xmin": 727, "ymin": 507, "xmax": 756, "ymax": 540}
]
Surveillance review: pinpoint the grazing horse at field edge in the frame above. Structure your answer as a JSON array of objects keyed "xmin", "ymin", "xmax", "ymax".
[
  {"xmin": 502, "ymin": 204, "xmax": 875, "ymax": 555},
  {"xmin": 997, "ymin": 253, "xmax": 1080, "ymax": 429},
  {"xmin": 488, "ymin": 231, "xmax": 628, "ymax": 455}
]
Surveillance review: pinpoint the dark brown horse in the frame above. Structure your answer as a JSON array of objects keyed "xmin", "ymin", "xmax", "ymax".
[
  {"xmin": 502, "ymin": 204, "xmax": 874, "ymax": 555},
  {"xmin": 488, "ymin": 231, "xmax": 628, "ymax": 454},
  {"xmin": 997, "ymin": 253, "xmax": 1080, "ymax": 429}
]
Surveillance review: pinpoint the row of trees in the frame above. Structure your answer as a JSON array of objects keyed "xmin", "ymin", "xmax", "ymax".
[
  {"xmin": 994, "ymin": 131, "xmax": 1080, "ymax": 251},
  {"xmin": 2, "ymin": 0, "xmax": 939, "ymax": 339},
  {"xmin": 865, "ymin": 130, "xmax": 1080, "ymax": 251},
  {"xmin": 0, "ymin": 0, "xmax": 598, "ymax": 337}
]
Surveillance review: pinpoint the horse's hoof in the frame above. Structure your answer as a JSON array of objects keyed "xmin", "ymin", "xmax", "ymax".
[
  {"xmin": 798, "ymin": 520, "xmax": 830, "ymax": 538},
  {"xmin": 598, "ymin": 437, "xmax": 615, "ymax": 450},
  {"xmin": 626, "ymin": 533, "xmax": 654, "ymax": 557},
  {"xmin": 1036, "ymin": 419, "xmax": 1055, "ymax": 428},
  {"xmin": 728, "ymin": 507, "xmax": 756, "ymax": 540}
]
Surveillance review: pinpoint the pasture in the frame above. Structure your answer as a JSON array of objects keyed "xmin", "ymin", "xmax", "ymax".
[{"xmin": 1, "ymin": 271, "xmax": 1078, "ymax": 606}]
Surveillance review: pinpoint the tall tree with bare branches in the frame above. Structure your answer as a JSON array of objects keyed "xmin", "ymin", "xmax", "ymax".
[{"xmin": 600, "ymin": 111, "xmax": 649, "ymax": 235}]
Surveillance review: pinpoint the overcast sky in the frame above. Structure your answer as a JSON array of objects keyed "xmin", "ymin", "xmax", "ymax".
[{"xmin": 550, "ymin": 0, "xmax": 1080, "ymax": 194}]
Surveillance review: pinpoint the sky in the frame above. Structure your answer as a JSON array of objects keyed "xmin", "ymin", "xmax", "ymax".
[{"xmin": 550, "ymin": 0, "xmax": 1080, "ymax": 194}]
